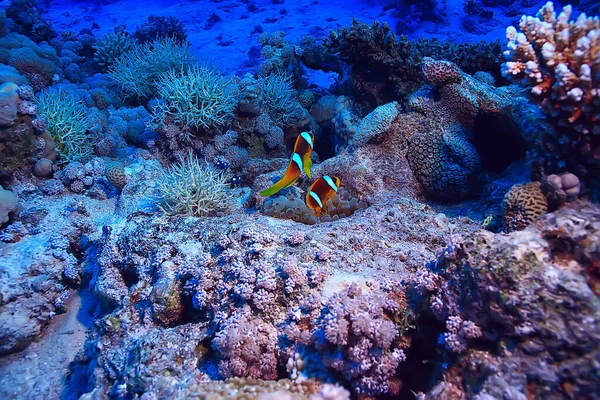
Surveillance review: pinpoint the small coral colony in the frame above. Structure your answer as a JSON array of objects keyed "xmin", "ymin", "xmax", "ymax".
[{"xmin": 0, "ymin": 0, "xmax": 600, "ymax": 399}]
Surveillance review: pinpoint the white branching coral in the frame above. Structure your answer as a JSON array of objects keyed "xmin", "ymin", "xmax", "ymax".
[
  {"xmin": 155, "ymin": 150, "xmax": 233, "ymax": 217},
  {"xmin": 502, "ymin": 2, "xmax": 599, "ymax": 128}
]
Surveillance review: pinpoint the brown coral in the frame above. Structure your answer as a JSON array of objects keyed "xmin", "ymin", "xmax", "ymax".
[
  {"xmin": 503, "ymin": 181, "xmax": 548, "ymax": 232},
  {"xmin": 105, "ymin": 161, "xmax": 126, "ymax": 190}
]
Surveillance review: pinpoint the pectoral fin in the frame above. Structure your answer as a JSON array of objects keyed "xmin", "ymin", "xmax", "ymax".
[{"xmin": 303, "ymin": 153, "xmax": 313, "ymax": 179}]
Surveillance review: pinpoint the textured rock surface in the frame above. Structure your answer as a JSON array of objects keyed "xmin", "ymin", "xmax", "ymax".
[{"xmin": 414, "ymin": 201, "xmax": 600, "ymax": 399}]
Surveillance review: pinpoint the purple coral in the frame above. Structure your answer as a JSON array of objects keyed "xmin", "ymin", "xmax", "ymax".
[
  {"xmin": 212, "ymin": 307, "xmax": 279, "ymax": 380},
  {"xmin": 303, "ymin": 285, "xmax": 409, "ymax": 396}
]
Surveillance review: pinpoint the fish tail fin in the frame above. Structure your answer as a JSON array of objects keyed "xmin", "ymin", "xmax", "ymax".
[{"xmin": 260, "ymin": 170, "xmax": 299, "ymax": 197}]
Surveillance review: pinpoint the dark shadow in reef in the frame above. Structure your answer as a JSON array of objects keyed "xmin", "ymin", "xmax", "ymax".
[{"xmin": 472, "ymin": 112, "xmax": 528, "ymax": 174}]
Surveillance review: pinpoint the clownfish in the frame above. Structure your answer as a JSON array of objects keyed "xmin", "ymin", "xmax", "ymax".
[
  {"xmin": 306, "ymin": 175, "xmax": 341, "ymax": 216},
  {"xmin": 260, "ymin": 131, "xmax": 314, "ymax": 197}
]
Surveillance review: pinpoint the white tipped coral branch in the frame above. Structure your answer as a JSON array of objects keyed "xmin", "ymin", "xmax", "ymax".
[{"xmin": 502, "ymin": 1, "xmax": 599, "ymax": 125}]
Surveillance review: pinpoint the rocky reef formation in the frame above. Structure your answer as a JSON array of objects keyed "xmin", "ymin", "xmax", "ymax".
[{"xmin": 0, "ymin": 2, "xmax": 599, "ymax": 398}]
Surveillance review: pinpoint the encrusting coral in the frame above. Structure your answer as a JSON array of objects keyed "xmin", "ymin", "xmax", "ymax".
[
  {"xmin": 404, "ymin": 57, "xmax": 509, "ymax": 201},
  {"xmin": 412, "ymin": 203, "xmax": 600, "ymax": 398},
  {"xmin": 501, "ymin": 2, "xmax": 600, "ymax": 183}
]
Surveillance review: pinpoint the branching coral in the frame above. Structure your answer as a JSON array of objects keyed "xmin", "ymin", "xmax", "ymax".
[
  {"xmin": 501, "ymin": 2, "xmax": 600, "ymax": 180},
  {"xmin": 150, "ymin": 64, "xmax": 236, "ymax": 134},
  {"xmin": 93, "ymin": 32, "xmax": 135, "ymax": 71},
  {"xmin": 34, "ymin": 87, "xmax": 92, "ymax": 163},
  {"xmin": 257, "ymin": 31, "xmax": 302, "ymax": 80},
  {"xmin": 155, "ymin": 151, "xmax": 233, "ymax": 217},
  {"xmin": 324, "ymin": 20, "xmax": 503, "ymax": 105},
  {"xmin": 258, "ymin": 72, "xmax": 302, "ymax": 127},
  {"xmin": 108, "ymin": 37, "xmax": 192, "ymax": 99},
  {"xmin": 213, "ymin": 307, "xmax": 279, "ymax": 380}
]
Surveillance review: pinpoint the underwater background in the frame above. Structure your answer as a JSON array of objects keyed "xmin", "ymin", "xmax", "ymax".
[{"xmin": 0, "ymin": 0, "xmax": 599, "ymax": 398}]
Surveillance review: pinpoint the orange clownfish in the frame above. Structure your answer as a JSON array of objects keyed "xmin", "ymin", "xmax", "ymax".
[
  {"xmin": 260, "ymin": 131, "xmax": 314, "ymax": 197},
  {"xmin": 306, "ymin": 175, "xmax": 341, "ymax": 216}
]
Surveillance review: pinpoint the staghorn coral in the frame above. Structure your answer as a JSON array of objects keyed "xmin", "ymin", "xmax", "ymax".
[
  {"xmin": 503, "ymin": 181, "xmax": 548, "ymax": 232},
  {"xmin": 501, "ymin": 2, "xmax": 600, "ymax": 182},
  {"xmin": 155, "ymin": 151, "xmax": 233, "ymax": 217},
  {"xmin": 34, "ymin": 87, "xmax": 92, "ymax": 163}
]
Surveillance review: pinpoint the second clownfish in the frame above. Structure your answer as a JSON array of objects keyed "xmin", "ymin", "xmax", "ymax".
[
  {"xmin": 260, "ymin": 131, "xmax": 314, "ymax": 197},
  {"xmin": 306, "ymin": 175, "xmax": 341, "ymax": 216}
]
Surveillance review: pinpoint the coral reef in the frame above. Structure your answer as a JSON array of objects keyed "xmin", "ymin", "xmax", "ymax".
[
  {"xmin": 414, "ymin": 202, "xmax": 600, "ymax": 398},
  {"xmin": 1, "ymin": 3, "xmax": 599, "ymax": 399}
]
